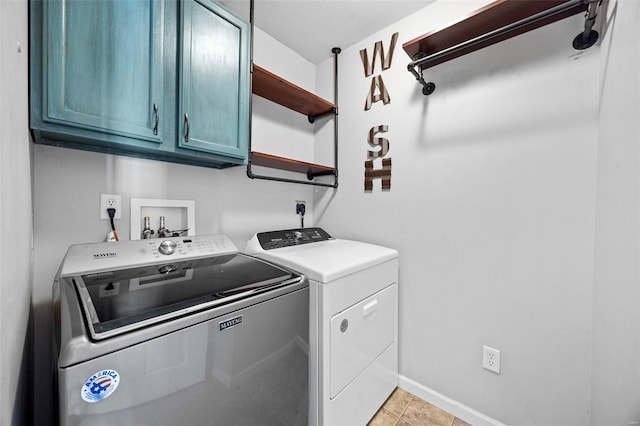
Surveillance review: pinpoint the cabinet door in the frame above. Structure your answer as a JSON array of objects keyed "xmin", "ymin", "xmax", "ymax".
[
  {"xmin": 178, "ymin": 0, "xmax": 249, "ymax": 160},
  {"xmin": 45, "ymin": 0, "xmax": 164, "ymax": 143}
]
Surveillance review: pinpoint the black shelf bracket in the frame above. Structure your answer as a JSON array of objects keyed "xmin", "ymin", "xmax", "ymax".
[
  {"xmin": 307, "ymin": 169, "xmax": 337, "ymax": 181},
  {"xmin": 572, "ymin": 0, "xmax": 600, "ymax": 50},
  {"xmin": 407, "ymin": 58, "xmax": 436, "ymax": 96},
  {"xmin": 308, "ymin": 107, "xmax": 337, "ymax": 124}
]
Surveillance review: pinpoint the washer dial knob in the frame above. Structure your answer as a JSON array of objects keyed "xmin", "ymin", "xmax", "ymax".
[
  {"xmin": 159, "ymin": 264, "xmax": 177, "ymax": 274},
  {"xmin": 158, "ymin": 240, "xmax": 177, "ymax": 255}
]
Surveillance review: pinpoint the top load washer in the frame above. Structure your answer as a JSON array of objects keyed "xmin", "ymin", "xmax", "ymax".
[
  {"xmin": 246, "ymin": 228, "xmax": 399, "ymax": 426},
  {"xmin": 54, "ymin": 235, "xmax": 309, "ymax": 426}
]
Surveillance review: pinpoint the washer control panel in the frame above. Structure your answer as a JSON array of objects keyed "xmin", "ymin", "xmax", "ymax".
[
  {"xmin": 59, "ymin": 235, "xmax": 238, "ymax": 276},
  {"xmin": 256, "ymin": 227, "xmax": 333, "ymax": 250}
]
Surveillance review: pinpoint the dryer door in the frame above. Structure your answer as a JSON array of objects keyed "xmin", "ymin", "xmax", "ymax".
[{"xmin": 329, "ymin": 283, "xmax": 397, "ymax": 398}]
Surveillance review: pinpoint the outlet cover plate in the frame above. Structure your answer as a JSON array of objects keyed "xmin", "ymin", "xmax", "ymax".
[
  {"xmin": 100, "ymin": 194, "xmax": 122, "ymax": 219},
  {"xmin": 483, "ymin": 345, "xmax": 501, "ymax": 374}
]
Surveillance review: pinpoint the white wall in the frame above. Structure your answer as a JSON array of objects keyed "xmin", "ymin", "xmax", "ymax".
[
  {"xmin": 591, "ymin": 0, "xmax": 640, "ymax": 423},
  {"xmin": 315, "ymin": 1, "xmax": 602, "ymax": 424},
  {"xmin": 31, "ymin": 27, "xmax": 318, "ymax": 425},
  {"xmin": 0, "ymin": 0, "xmax": 33, "ymax": 425},
  {"xmin": 22, "ymin": 0, "xmax": 640, "ymax": 424}
]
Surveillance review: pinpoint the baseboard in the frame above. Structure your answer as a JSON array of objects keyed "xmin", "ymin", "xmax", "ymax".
[{"xmin": 398, "ymin": 375, "xmax": 506, "ymax": 426}]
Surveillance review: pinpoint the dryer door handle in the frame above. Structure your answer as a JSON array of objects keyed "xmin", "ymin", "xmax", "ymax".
[{"xmin": 363, "ymin": 299, "xmax": 378, "ymax": 316}]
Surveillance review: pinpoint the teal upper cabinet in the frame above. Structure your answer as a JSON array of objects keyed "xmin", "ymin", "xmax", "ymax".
[
  {"xmin": 30, "ymin": 0, "xmax": 250, "ymax": 168},
  {"xmin": 178, "ymin": 0, "xmax": 249, "ymax": 158},
  {"xmin": 45, "ymin": 0, "xmax": 164, "ymax": 143}
]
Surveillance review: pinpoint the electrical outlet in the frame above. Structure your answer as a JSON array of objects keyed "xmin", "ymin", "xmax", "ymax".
[
  {"xmin": 483, "ymin": 345, "xmax": 501, "ymax": 374},
  {"xmin": 100, "ymin": 194, "xmax": 122, "ymax": 219},
  {"xmin": 295, "ymin": 200, "xmax": 306, "ymax": 215}
]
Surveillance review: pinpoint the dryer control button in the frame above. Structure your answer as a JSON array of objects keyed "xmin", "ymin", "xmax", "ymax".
[{"xmin": 158, "ymin": 240, "xmax": 177, "ymax": 255}]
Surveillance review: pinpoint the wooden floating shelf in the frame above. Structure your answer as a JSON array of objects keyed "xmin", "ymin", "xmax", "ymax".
[
  {"xmin": 402, "ymin": 0, "xmax": 587, "ymax": 70},
  {"xmin": 252, "ymin": 64, "xmax": 335, "ymax": 118},
  {"xmin": 251, "ymin": 151, "xmax": 335, "ymax": 176},
  {"xmin": 248, "ymin": 59, "xmax": 338, "ymax": 186}
]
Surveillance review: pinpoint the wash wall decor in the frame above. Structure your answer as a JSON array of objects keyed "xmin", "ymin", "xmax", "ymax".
[{"xmin": 360, "ymin": 33, "xmax": 398, "ymax": 192}]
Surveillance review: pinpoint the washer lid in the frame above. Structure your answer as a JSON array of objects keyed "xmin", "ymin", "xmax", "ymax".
[
  {"xmin": 249, "ymin": 238, "xmax": 398, "ymax": 283},
  {"xmin": 72, "ymin": 253, "xmax": 300, "ymax": 340}
]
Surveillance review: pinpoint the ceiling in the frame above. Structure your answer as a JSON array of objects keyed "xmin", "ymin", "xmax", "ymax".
[{"xmin": 220, "ymin": 0, "xmax": 435, "ymax": 64}]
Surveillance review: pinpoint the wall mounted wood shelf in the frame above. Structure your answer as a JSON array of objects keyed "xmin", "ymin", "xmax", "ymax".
[
  {"xmin": 247, "ymin": 46, "xmax": 340, "ymax": 188},
  {"xmin": 251, "ymin": 151, "xmax": 336, "ymax": 177},
  {"xmin": 252, "ymin": 64, "xmax": 336, "ymax": 119},
  {"xmin": 402, "ymin": 0, "xmax": 588, "ymax": 70},
  {"xmin": 248, "ymin": 63, "xmax": 338, "ymax": 186}
]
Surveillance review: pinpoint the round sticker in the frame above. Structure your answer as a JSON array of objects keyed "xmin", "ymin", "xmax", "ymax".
[{"xmin": 81, "ymin": 369, "xmax": 120, "ymax": 403}]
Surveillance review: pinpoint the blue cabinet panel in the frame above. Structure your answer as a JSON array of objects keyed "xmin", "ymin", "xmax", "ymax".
[
  {"xmin": 178, "ymin": 0, "xmax": 249, "ymax": 158},
  {"xmin": 30, "ymin": 0, "xmax": 250, "ymax": 168},
  {"xmin": 46, "ymin": 0, "xmax": 164, "ymax": 143}
]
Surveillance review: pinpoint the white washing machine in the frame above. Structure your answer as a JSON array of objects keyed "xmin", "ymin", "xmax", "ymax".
[{"xmin": 246, "ymin": 228, "xmax": 399, "ymax": 426}]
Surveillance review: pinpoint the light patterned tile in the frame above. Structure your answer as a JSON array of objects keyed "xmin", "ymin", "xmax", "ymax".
[
  {"xmin": 400, "ymin": 397, "xmax": 455, "ymax": 426},
  {"xmin": 383, "ymin": 387, "xmax": 414, "ymax": 417},
  {"xmin": 368, "ymin": 408, "xmax": 400, "ymax": 426},
  {"xmin": 452, "ymin": 417, "xmax": 472, "ymax": 426}
]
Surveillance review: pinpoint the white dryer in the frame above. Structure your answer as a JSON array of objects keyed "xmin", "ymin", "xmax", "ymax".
[{"xmin": 246, "ymin": 228, "xmax": 399, "ymax": 426}]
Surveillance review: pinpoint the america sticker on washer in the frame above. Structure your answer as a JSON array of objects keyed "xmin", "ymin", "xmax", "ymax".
[{"xmin": 81, "ymin": 369, "xmax": 120, "ymax": 402}]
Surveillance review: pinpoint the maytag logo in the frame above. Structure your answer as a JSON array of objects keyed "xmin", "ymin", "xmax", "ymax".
[
  {"xmin": 219, "ymin": 316, "xmax": 242, "ymax": 331},
  {"xmin": 93, "ymin": 252, "xmax": 117, "ymax": 259}
]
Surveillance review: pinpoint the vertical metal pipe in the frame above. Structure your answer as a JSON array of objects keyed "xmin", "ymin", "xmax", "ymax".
[
  {"xmin": 581, "ymin": 0, "xmax": 599, "ymax": 41},
  {"xmin": 573, "ymin": 0, "xmax": 599, "ymax": 49},
  {"xmin": 249, "ymin": 0, "xmax": 254, "ymax": 72},
  {"xmin": 332, "ymin": 47, "xmax": 341, "ymax": 189},
  {"xmin": 246, "ymin": 0, "xmax": 255, "ymax": 179}
]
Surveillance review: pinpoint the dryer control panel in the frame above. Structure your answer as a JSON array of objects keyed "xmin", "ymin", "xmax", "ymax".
[{"xmin": 256, "ymin": 227, "xmax": 333, "ymax": 250}]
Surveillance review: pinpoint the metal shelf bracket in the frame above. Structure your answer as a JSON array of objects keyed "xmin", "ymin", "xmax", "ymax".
[
  {"xmin": 308, "ymin": 107, "xmax": 337, "ymax": 124},
  {"xmin": 573, "ymin": 0, "xmax": 601, "ymax": 50},
  {"xmin": 407, "ymin": 57, "xmax": 436, "ymax": 96}
]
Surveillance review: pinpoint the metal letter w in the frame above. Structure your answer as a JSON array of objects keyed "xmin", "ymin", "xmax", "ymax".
[{"xmin": 359, "ymin": 32, "xmax": 399, "ymax": 77}]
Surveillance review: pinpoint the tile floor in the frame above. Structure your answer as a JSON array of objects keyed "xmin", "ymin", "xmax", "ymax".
[{"xmin": 368, "ymin": 388, "xmax": 472, "ymax": 426}]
